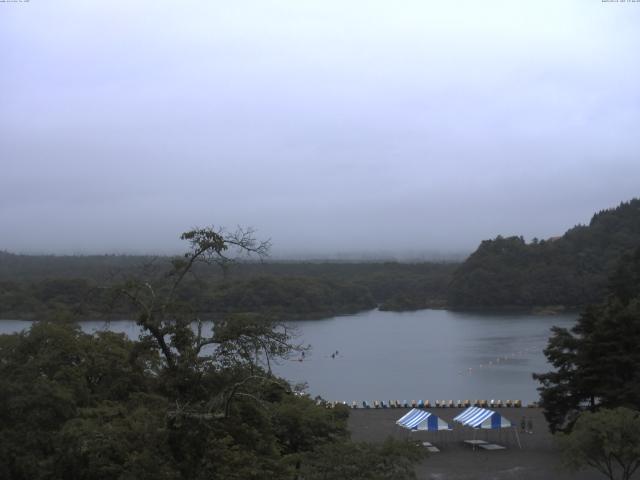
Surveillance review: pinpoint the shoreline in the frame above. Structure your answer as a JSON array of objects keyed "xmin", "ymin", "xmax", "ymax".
[{"xmin": 0, "ymin": 304, "xmax": 582, "ymax": 322}]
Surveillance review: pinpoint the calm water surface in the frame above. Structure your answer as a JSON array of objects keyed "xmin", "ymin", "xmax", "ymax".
[
  {"xmin": 0, "ymin": 309, "xmax": 576, "ymax": 403},
  {"xmin": 274, "ymin": 309, "xmax": 576, "ymax": 403}
]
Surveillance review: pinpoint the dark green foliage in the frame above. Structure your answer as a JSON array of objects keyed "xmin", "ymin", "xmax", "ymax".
[
  {"xmin": 299, "ymin": 437, "xmax": 426, "ymax": 480},
  {"xmin": 0, "ymin": 304, "xmax": 419, "ymax": 479},
  {"xmin": 0, "ymin": 227, "xmax": 426, "ymax": 479},
  {"xmin": 534, "ymin": 247, "xmax": 640, "ymax": 433},
  {"xmin": 271, "ymin": 396, "xmax": 350, "ymax": 457},
  {"xmin": 57, "ymin": 398, "xmax": 180, "ymax": 480},
  {"xmin": 449, "ymin": 199, "xmax": 640, "ymax": 308},
  {"xmin": 0, "ymin": 322, "xmax": 159, "ymax": 479},
  {"xmin": 203, "ymin": 276, "xmax": 376, "ymax": 317},
  {"xmin": 558, "ymin": 407, "xmax": 640, "ymax": 480},
  {"xmin": 0, "ymin": 256, "xmax": 455, "ymax": 319}
]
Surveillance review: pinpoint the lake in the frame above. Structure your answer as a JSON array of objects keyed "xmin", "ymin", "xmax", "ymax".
[{"xmin": 0, "ymin": 309, "xmax": 576, "ymax": 403}]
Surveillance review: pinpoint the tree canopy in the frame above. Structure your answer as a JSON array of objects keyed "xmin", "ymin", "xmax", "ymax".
[
  {"xmin": 449, "ymin": 199, "xmax": 640, "ymax": 308},
  {"xmin": 559, "ymin": 407, "xmax": 640, "ymax": 480},
  {"xmin": 0, "ymin": 226, "xmax": 425, "ymax": 480},
  {"xmin": 534, "ymin": 247, "xmax": 640, "ymax": 433},
  {"xmin": 0, "ymin": 254, "xmax": 455, "ymax": 320}
]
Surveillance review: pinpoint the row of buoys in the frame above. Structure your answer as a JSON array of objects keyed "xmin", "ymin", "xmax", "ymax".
[
  {"xmin": 296, "ymin": 349, "xmax": 341, "ymax": 362},
  {"xmin": 318, "ymin": 399, "xmax": 527, "ymax": 409},
  {"xmin": 459, "ymin": 346, "xmax": 541, "ymax": 375},
  {"xmin": 300, "ymin": 347, "xmax": 541, "ymax": 369}
]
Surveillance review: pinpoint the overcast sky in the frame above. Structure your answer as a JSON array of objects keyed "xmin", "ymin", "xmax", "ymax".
[{"xmin": 1, "ymin": 1, "xmax": 639, "ymax": 258}]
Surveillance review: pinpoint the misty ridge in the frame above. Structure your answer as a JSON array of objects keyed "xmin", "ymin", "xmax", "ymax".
[
  {"xmin": 0, "ymin": 248, "xmax": 469, "ymax": 264},
  {"xmin": 2, "ymin": 2, "xmax": 639, "ymax": 258},
  {"xmin": 2, "ymin": 197, "xmax": 638, "ymax": 321}
]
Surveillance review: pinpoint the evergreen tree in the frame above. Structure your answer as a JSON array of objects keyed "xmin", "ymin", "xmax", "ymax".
[
  {"xmin": 449, "ymin": 198, "xmax": 640, "ymax": 308},
  {"xmin": 534, "ymin": 247, "xmax": 640, "ymax": 432}
]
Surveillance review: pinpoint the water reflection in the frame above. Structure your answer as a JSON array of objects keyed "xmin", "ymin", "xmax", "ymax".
[
  {"xmin": 0, "ymin": 309, "xmax": 576, "ymax": 402},
  {"xmin": 273, "ymin": 309, "xmax": 576, "ymax": 402}
]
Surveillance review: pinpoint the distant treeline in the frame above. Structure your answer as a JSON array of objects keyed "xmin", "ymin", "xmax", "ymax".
[
  {"xmin": 3, "ymin": 198, "xmax": 640, "ymax": 319},
  {"xmin": 448, "ymin": 198, "xmax": 640, "ymax": 308},
  {"xmin": 0, "ymin": 256, "xmax": 456, "ymax": 320}
]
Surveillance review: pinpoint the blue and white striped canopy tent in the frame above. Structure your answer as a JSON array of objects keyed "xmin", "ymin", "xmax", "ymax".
[
  {"xmin": 453, "ymin": 406, "xmax": 512, "ymax": 429},
  {"xmin": 396, "ymin": 409, "xmax": 452, "ymax": 431}
]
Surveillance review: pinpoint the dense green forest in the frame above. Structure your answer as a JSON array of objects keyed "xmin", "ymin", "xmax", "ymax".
[
  {"xmin": 448, "ymin": 199, "xmax": 640, "ymax": 309},
  {"xmin": 0, "ymin": 252, "xmax": 455, "ymax": 320},
  {"xmin": 0, "ymin": 228, "xmax": 425, "ymax": 480},
  {"xmin": 529, "ymin": 247, "xmax": 640, "ymax": 479},
  {"xmin": 2, "ymin": 198, "xmax": 639, "ymax": 319},
  {"xmin": 0, "ymin": 321, "xmax": 424, "ymax": 480},
  {"xmin": 534, "ymin": 245, "xmax": 640, "ymax": 432}
]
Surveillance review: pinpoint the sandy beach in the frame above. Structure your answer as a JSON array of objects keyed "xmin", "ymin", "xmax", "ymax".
[{"xmin": 348, "ymin": 407, "xmax": 617, "ymax": 480}]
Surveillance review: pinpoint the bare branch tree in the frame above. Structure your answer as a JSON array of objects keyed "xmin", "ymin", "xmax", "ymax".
[{"xmin": 113, "ymin": 225, "xmax": 300, "ymax": 418}]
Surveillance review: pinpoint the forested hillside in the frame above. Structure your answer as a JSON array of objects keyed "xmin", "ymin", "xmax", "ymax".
[
  {"xmin": 0, "ymin": 254, "xmax": 455, "ymax": 320},
  {"xmin": 448, "ymin": 199, "xmax": 640, "ymax": 308},
  {"xmin": 4, "ymin": 199, "xmax": 637, "ymax": 317},
  {"xmin": 0, "ymin": 228, "xmax": 424, "ymax": 480}
]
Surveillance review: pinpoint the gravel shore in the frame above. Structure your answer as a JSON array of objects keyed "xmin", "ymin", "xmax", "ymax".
[{"xmin": 347, "ymin": 407, "xmax": 615, "ymax": 480}]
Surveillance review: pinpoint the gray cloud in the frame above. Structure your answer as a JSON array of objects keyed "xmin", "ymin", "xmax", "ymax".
[{"xmin": 1, "ymin": 1, "xmax": 639, "ymax": 256}]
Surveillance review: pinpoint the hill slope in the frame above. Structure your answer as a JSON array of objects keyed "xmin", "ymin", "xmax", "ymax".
[
  {"xmin": 0, "ymin": 253, "xmax": 455, "ymax": 320},
  {"xmin": 448, "ymin": 198, "xmax": 640, "ymax": 308}
]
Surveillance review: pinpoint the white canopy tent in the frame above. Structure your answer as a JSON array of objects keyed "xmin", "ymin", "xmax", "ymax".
[
  {"xmin": 396, "ymin": 408, "xmax": 452, "ymax": 431},
  {"xmin": 453, "ymin": 406, "xmax": 512, "ymax": 429},
  {"xmin": 453, "ymin": 406, "xmax": 521, "ymax": 449}
]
